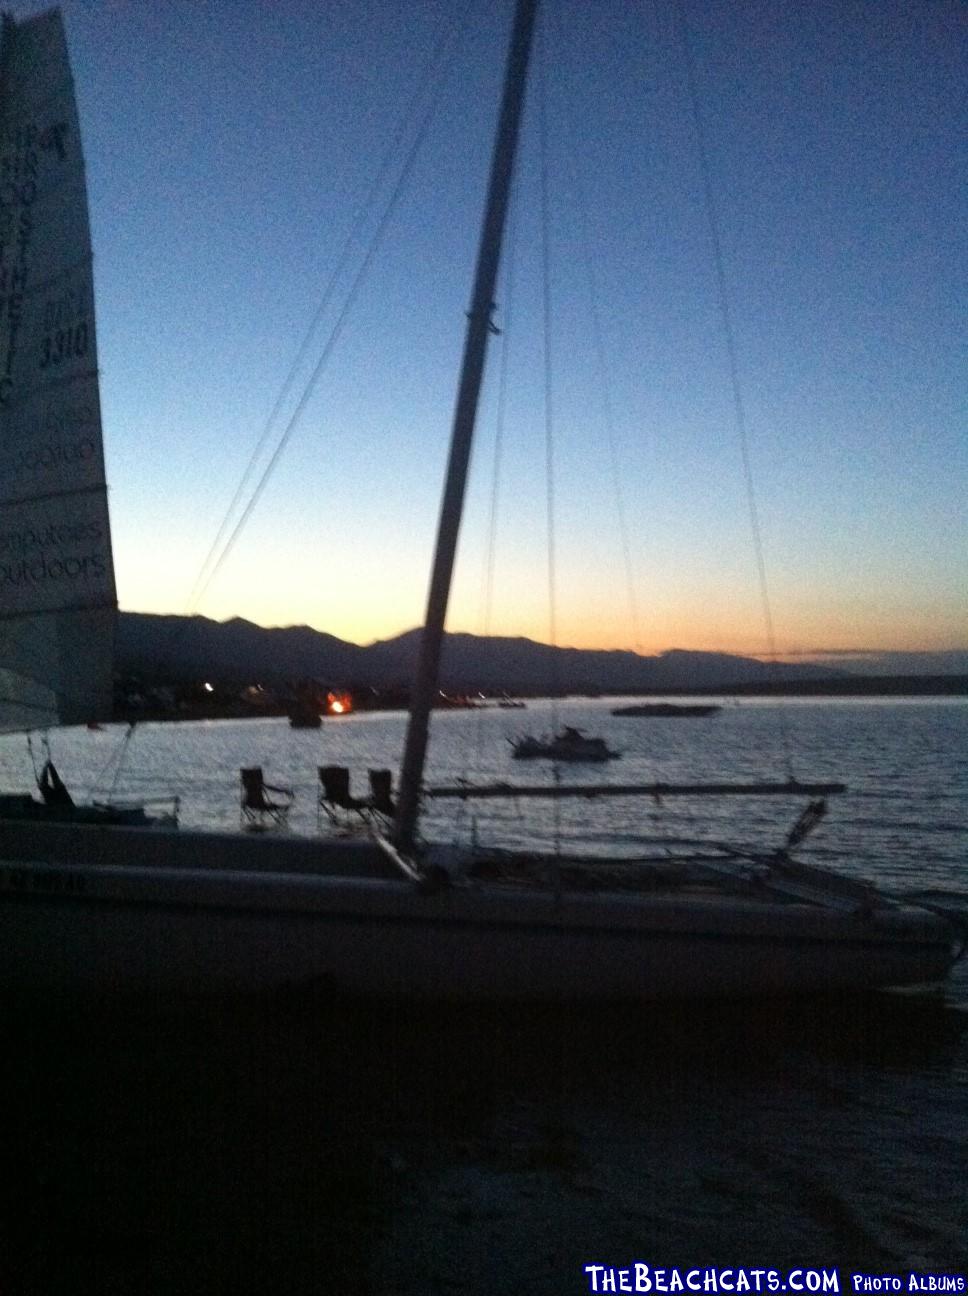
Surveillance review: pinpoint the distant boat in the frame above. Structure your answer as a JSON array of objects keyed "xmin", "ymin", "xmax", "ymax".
[
  {"xmin": 509, "ymin": 726, "xmax": 621, "ymax": 762},
  {"xmin": 288, "ymin": 704, "xmax": 322, "ymax": 730},
  {"xmin": 436, "ymin": 692, "xmax": 483, "ymax": 709},
  {"xmin": 0, "ymin": 2, "xmax": 963, "ymax": 1001},
  {"xmin": 611, "ymin": 703, "xmax": 722, "ymax": 718}
]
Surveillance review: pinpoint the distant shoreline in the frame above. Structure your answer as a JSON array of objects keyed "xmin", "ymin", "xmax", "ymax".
[
  {"xmin": 627, "ymin": 675, "xmax": 967, "ymax": 699},
  {"xmin": 112, "ymin": 674, "xmax": 966, "ymax": 724}
]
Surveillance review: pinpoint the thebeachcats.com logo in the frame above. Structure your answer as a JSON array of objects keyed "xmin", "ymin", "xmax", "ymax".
[
  {"xmin": 582, "ymin": 1268, "xmax": 967, "ymax": 1294},
  {"xmin": 582, "ymin": 1267, "xmax": 840, "ymax": 1293}
]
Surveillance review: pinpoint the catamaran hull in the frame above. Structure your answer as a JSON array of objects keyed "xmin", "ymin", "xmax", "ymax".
[{"xmin": 0, "ymin": 824, "xmax": 956, "ymax": 1000}]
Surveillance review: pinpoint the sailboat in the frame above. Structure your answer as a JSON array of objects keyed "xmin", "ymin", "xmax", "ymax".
[
  {"xmin": 0, "ymin": 3, "xmax": 962, "ymax": 998},
  {"xmin": 0, "ymin": 13, "xmax": 175, "ymax": 828}
]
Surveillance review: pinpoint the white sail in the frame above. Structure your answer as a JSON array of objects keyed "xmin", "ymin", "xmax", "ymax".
[{"xmin": 0, "ymin": 10, "xmax": 116, "ymax": 729}]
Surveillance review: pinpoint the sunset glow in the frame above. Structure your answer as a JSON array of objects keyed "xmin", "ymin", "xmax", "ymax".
[{"xmin": 60, "ymin": 0, "xmax": 962, "ymax": 664}]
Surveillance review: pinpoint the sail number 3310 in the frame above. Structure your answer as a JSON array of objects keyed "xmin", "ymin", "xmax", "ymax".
[{"xmin": 39, "ymin": 321, "xmax": 88, "ymax": 368}]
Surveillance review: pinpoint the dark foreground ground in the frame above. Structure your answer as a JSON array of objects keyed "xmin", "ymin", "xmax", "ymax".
[{"xmin": 1, "ymin": 985, "xmax": 966, "ymax": 1294}]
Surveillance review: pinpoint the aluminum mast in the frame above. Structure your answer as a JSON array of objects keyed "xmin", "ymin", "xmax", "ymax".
[{"xmin": 394, "ymin": 0, "xmax": 540, "ymax": 853}]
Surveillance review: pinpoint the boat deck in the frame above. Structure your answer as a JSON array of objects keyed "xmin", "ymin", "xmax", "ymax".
[{"xmin": 463, "ymin": 844, "xmax": 886, "ymax": 913}]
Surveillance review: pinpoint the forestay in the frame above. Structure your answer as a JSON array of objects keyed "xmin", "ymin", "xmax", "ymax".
[{"xmin": 0, "ymin": 11, "xmax": 116, "ymax": 730}]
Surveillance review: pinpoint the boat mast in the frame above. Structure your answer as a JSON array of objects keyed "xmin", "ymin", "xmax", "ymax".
[{"xmin": 394, "ymin": 0, "xmax": 540, "ymax": 853}]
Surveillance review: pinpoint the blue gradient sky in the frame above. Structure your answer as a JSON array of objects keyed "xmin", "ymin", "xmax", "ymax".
[{"xmin": 13, "ymin": 0, "xmax": 966, "ymax": 658}]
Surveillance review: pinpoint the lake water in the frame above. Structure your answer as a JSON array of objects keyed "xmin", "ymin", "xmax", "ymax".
[
  {"xmin": 1, "ymin": 698, "xmax": 966, "ymax": 1290},
  {"xmin": 3, "ymin": 695, "xmax": 966, "ymax": 882}
]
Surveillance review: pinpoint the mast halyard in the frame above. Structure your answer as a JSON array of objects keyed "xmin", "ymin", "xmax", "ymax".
[{"xmin": 394, "ymin": 0, "xmax": 540, "ymax": 853}]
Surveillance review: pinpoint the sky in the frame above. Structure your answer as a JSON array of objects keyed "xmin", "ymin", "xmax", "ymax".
[{"xmin": 9, "ymin": 0, "xmax": 966, "ymax": 662}]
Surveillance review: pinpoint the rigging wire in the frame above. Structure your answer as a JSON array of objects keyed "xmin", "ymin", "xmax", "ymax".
[
  {"xmin": 674, "ymin": 1, "xmax": 795, "ymax": 776},
  {"xmin": 549, "ymin": 5, "xmax": 644, "ymax": 656},
  {"xmin": 182, "ymin": 9, "xmax": 468, "ymax": 616},
  {"xmin": 536, "ymin": 12, "xmax": 563, "ymax": 859},
  {"xmin": 538, "ymin": 21, "xmax": 558, "ymax": 701},
  {"xmin": 98, "ymin": 721, "xmax": 137, "ymax": 798},
  {"xmin": 26, "ymin": 731, "xmax": 41, "ymax": 783},
  {"xmin": 574, "ymin": 213, "xmax": 645, "ymax": 656},
  {"xmin": 479, "ymin": 192, "xmax": 519, "ymax": 652}
]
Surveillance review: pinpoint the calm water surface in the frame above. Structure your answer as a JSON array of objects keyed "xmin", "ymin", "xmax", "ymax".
[
  {"xmin": 1, "ymin": 699, "xmax": 966, "ymax": 1290},
  {"xmin": 3, "ymin": 696, "xmax": 965, "ymax": 879}
]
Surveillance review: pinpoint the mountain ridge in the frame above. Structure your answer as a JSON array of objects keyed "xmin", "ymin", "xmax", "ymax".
[{"xmin": 116, "ymin": 612, "xmax": 967, "ymax": 694}]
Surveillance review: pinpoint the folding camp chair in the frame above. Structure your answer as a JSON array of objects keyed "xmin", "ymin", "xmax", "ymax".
[
  {"xmin": 240, "ymin": 767, "xmax": 294, "ymax": 830},
  {"xmin": 317, "ymin": 765, "xmax": 370, "ymax": 826},
  {"xmin": 366, "ymin": 768, "xmax": 395, "ymax": 827}
]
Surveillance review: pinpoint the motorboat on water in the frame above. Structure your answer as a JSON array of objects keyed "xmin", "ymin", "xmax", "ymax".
[{"xmin": 611, "ymin": 704, "xmax": 722, "ymax": 718}]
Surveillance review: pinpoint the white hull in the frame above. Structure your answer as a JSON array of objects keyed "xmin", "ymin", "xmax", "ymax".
[{"xmin": 0, "ymin": 821, "xmax": 956, "ymax": 999}]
